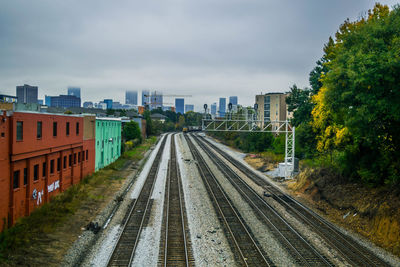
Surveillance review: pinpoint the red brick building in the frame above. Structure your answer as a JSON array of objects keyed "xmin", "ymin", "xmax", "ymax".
[{"xmin": 0, "ymin": 111, "xmax": 95, "ymax": 230}]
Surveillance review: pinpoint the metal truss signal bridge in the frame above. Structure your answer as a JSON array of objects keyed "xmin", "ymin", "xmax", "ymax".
[{"xmin": 202, "ymin": 117, "xmax": 295, "ymax": 179}]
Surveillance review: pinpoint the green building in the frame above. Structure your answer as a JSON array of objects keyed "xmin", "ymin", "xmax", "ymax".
[{"xmin": 95, "ymin": 118, "xmax": 122, "ymax": 171}]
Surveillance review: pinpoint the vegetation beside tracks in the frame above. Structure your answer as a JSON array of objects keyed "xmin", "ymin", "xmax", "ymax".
[{"xmin": 0, "ymin": 136, "xmax": 157, "ymax": 265}]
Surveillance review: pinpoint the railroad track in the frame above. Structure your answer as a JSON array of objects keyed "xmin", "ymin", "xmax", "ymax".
[
  {"xmin": 159, "ymin": 134, "xmax": 193, "ymax": 266},
  {"xmin": 107, "ymin": 135, "xmax": 168, "ymax": 267},
  {"xmin": 184, "ymin": 134, "xmax": 273, "ymax": 267},
  {"xmin": 192, "ymin": 134, "xmax": 331, "ymax": 266},
  {"xmin": 198, "ymin": 134, "xmax": 391, "ymax": 267}
]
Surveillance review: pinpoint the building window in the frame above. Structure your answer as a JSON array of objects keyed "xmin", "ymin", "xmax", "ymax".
[
  {"xmin": 24, "ymin": 168, "xmax": 28, "ymax": 185},
  {"xmin": 82, "ymin": 151, "xmax": 85, "ymax": 162},
  {"xmin": 57, "ymin": 158, "xmax": 61, "ymax": 172},
  {"xmin": 53, "ymin": 122, "xmax": 57, "ymax": 137},
  {"xmin": 50, "ymin": 159, "xmax": 54, "ymax": 174},
  {"xmin": 42, "ymin": 162, "xmax": 46, "ymax": 177},
  {"xmin": 16, "ymin": 121, "xmax": 23, "ymax": 141},
  {"xmin": 13, "ymin": 170, "xmax": 20, "ymax": 189},
  {"xmin": 34, "ymin": 164, "xmax": 39, "ymax": 181},
  {"xmin": 76, "ymin": 122, "xmax": 79, "ymax": 135},
  {"xmin": 86, "ymin": 150, "xmax": 88, "ymax": 160},
  {"xmin": 74, "ymin": 153, "xmax": 77, "ymax": 164},
  {"xmin": 78, "ymin": 152, "xmax": 81, "ymax": 163},
  {"xmin": 66, "ymin": 122, "xmax": 70, "ymax": 136},
  {"xmin": 1, "ymin": 132, "xmax": 4, "ymax": 137},
  {"xmin": 69, "ymin": 155, "xmax": 72, "ymax": 167},
  {"xmin": 37, "ymin": 121, "xmax": 42, "ymax": 139},
  {"xmin": 63, "ymin": 156, "xmax": 67, "ymax": 169}
]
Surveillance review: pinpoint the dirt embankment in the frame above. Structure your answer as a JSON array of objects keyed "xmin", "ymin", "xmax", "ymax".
[
  {"xmin": 286, "ymin": 168, "xmax": 400, "ymax": 257},
  {"xmin": 244, "ymin": 152, "xmax": 400, "ymax": 257}
]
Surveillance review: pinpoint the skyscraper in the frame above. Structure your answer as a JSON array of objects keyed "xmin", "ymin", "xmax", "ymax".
[
  {"xmin": 142, "ymin": 90, "xmax": 150, "ymax": 106},
  {"xmin": 229, "ymin": 96, "xmax": 238, "ymax": 106},
  {"xmin": 68, "ymin": 87, "xmax": 81, "ymax": 99},
  {"xmin": 125, "ymin": 90, "xmax": 138, "ymax": 105},
  {"xmin": 16, "ymin": 84, "xmax": 38, "ymax": 104},
  {"xmin": 185, "ymin": 104, "xmax": 194, "ymax": 113},
  {"xmin": 219, "ymin": 98, "xmax": 226, "ymax": 117},
  {"xmin": 104, "ymin": 99, "xmax": 113, "ymax": 109},
  {"xmin": 175, "ymin": 98, "xmax": 184, "ymax": 114},
  {"xmin": 211, "ymin": 103, "xmax": 217, "ymax": 115}
]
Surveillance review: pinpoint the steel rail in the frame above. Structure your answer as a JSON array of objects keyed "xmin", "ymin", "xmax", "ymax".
[
  {"xmin": 107, "ymin": 134, "xmax": 168, "ymax": 267},
  {"xmin": 184, "ymin": 134, "xmax": 272, "ymax": 267},
  {"xmin": 161, "ymin": 134, "xmax": 192, "ymax": 267},
  {"xmin": 199, "ymin": 134, "xmax": 390, "ymax": 267},
  {"xmin": 193, "ymin": 134, "xmax": 331, "ymax": 266}
]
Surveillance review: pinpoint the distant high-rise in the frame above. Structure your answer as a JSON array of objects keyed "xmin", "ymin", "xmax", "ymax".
[
  {"xmin": 185, "ymin": 104, "xmax": 194, "ymax": 113},
  {"xmin": 142, "ymin": 90, "xmax": 150, "ymax": 106},
  {"xmin": 45, "ymin": 95, "xmax": 52, "ymax": 106},
  {"xmin": 104, "ymin": 99, "xmax": 113, "ymax": 109},
  {"xmin": 68, "ymin": 87, "xmax": 81, "ymax": 99},
  {"xmin": 16, "ymin": 84, "xmax": 38, "ymax": 104},
  {"xmin": 229, "ymin": 96, "xmax": 238, "ymax": 106},
  {"xmin": 125, "ymin": 90, "xmax": 138, "ymax": 105},
  {"xmin": 175, "ymin": 98, "xmax": 184, "ymax": 114},
  {"xmin": 211, "ymin": 103, "xmax": 217, "ymax": 115},
  {"xmin": 50, "ymin": 95, "xmax": 81, "ymax": 108},
  {"xmin": 219, "ymin": 98, "xmax": 226, "ymax": 117}
]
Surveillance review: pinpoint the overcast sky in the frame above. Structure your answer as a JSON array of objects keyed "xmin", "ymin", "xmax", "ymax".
[{"xmin": 0, "ymin": 0, "xmax": 398, "ymax": 110}]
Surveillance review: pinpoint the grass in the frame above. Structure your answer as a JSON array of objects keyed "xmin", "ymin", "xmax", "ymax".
[{"xmin": 0, "ymin": 136, "xmax": 158, "ymax": 262}]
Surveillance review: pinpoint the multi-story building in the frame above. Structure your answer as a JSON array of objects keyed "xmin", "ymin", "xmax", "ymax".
[
  {"xmin": 16, "ymin": 84, "xmax": 38, "ymax": 104},
  {"xmin": 95, "ymin": 118, "xmax": 122, "ymax": 171},
  {"xmin": 50, "ymin": 95, "xmax": 81, "ymax": 108},
  {"xmin": 219, "ymin": 98, "xmax": 226, "ymax": 117},
  {"xmin": 255, "ymin": 92, "xmax": 288, "ymax": 128},
  {"xmin": 45, "ymin": 95, "xmax": 52, "ymax": 106},
  {"xmin": 142, "ymin": 90, "xmax": 150, "ymax": 106},
  {"xmin": 125, "ymin": 91, "xmax": 138, "ymax": 105},
  {"xmin": 185, "ymin": 104, "xmax": 194, "ymax": 113},
  {"xmin": 67, "ymin": 87, "xmax": 81, "ymax": 99},
  {"xmin": 229, "ymin": 96, "xmax": 238, "ymax": 106},
  {"xmin": 211, "ymin": 103, "xmax": 217, "ymax": 116},
  {"xmin": 0, "ymin": 94, "xmax": 18, "ymax": 103},
  {"xmin": 0, "ymin": 111, "xmax": 95, "ymax": 229},
  {"xmin": 103, "ymin": 99, "xmax": 113, "ymax": 109},
  {"xmin": 175, "ymin": 98, "xmax": 184, "ymax": 114}
]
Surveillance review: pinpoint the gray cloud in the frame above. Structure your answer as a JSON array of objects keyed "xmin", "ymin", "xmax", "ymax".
[{"xmin": 0, "ymin": 0, "xmax": 398, "ymax": 110}]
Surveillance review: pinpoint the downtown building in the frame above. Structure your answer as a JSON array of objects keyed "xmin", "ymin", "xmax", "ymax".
[
  {"xmin": 219, "ymin": 98, "xmax": 226, "ymax": 117},
  {"xmin": 67, "ymin": 87, "xmax": 81, "ymax": 99},
  {"xmin": 16, "ymin": 84, "xmax": 38, "ymax": 104},
  {"xmin": 175, "ymin": 98, "xmax": 184, "ymax": 114},
  {"xmin": 125, "ymin": 91, "xmax": 138, "ymax": 105},
  {"xmin": 50, "ymin": 95, "xmax": 81, "ymax": 108}
]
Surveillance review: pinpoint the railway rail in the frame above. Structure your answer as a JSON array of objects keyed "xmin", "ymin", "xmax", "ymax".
[
  {"xmin": 192, "ymin": 134, "xmax": 331, "ymax": 266},
  {"xmin": 184, "ymin": 134, "xmax": 273, "ymax": 267},
  {"xmin": 198, "ymin": 134, "xmax": 391, "ymax": 267},
  {"xmin": 107, "ymin": 135, "xmax": 168, "ymax": 267},
  {"xmin": 159, "ymin": 134, "xmax": 193, "ymax": 266}
]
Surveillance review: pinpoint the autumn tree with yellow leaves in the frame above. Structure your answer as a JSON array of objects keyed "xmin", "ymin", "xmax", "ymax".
[{"xmin": 310, "ymin": 4, "xmax": 400, "ymax": 184}]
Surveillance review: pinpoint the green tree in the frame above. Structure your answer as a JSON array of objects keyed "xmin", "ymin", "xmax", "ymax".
[
  {"xmin": 143, "ymin": 110, "xmax": 153, "ymax": 136},
  {"xmin": 122, "ymin": 121, "xmax": 142, "ymax": 142},
  {"xmin": 311, "ymin": 4, "xmax": 400, "ymax": 184}
]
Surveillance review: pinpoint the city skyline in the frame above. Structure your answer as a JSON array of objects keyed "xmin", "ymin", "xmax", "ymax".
[{"xmin": 1, "ymin": 1, "xmax": 398, "ymax": 110}]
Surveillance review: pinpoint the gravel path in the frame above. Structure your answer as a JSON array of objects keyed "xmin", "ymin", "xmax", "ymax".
[{"xmin": 176, "ymin": 133, "xmax": 238, "ymax": 267}]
